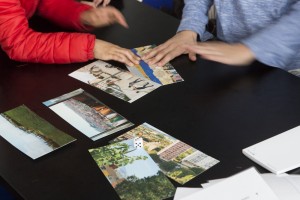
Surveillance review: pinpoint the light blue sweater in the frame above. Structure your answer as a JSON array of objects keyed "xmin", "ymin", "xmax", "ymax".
[{"xmin": 178, "ymin": 0, "xmax": 300, "ymax": 75}]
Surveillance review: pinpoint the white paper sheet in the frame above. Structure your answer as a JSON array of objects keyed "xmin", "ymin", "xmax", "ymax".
[
  {"xmin": 176, "ymin": 168, "xmax": 279, "ymax": 200},
  {"xmin": 202, "ymin": 173, "xmax": 300, "ymax": 200},
  {"xmin": 243, "ymin": 125, "xmax": 300, "ymax": 174},
  {"xmin": 174, "ymin": 188, "xmax": 202, "ymax": 200}
]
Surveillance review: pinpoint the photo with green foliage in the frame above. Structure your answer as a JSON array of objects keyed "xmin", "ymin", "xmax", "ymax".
[
  {"xmin": 89, "ymin": 140, "xmax": 175, "ymax": 200},
  {"xmin": 0, "ymin": 105, "xmax": 75, "ymax": 159},
  {"xmin": 111, "ymin": 123, "xmax": 219, "ymax": 184}
]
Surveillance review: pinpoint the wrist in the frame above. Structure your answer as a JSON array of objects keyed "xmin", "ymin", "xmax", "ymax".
[
  {"xmin": 178, "ymin": 30, "xmax": 198, "ymax": 41},
  {"xmin": 80, "ymin": 9, "xmax": 93, "ymax": 27},
  {"xmin": 237, "ymin": 43, "xmax": 256, "ymax": 64},
  {"xmin": 93, "ymin": 39, "xmax": 101, "ymax": 59}
]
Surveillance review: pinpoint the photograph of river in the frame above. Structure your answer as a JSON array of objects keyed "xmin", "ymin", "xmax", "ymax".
[{"xmin": 0, "ymin": 105, "xmax": 76, "ymax": 159}]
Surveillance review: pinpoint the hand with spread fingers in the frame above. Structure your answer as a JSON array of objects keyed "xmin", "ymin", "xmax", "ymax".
[
  {"xmin": 94, "ymin": 40, "xmax": 140, "ymax": 66},
  {"xmin": 80, "ymin": 6, "xmax": 128, "ymax": 28},
  {"xmin": 187, "ymin": 41, "xmax": 255, "ymax": 66},
  {"xmin": 142, "ymin": 30, "xmax": 198, "ymax": 67}
]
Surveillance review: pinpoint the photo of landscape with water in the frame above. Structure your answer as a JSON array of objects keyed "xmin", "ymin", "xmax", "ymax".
[
  {"xmin": 0, "ymin": 105, "xmax": 76, "ymax": 159},
  {"xmin": 128, "ymin": 45, "xmax": 184, "ymax": 85}
]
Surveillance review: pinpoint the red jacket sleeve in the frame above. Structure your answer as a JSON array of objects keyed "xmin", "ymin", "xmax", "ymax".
[
  {"xmin": 37, "ymin": 0, "xmax": 93, "ymax": 31},
  {"xmin": 0, "ymin": 0, "xmax": 95, "ymax": 64}
]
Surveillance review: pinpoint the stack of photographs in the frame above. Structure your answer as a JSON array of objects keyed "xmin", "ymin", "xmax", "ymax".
[
  {"xmin": 0, "ymin": 105, "xmax": 76, "ymax": 159},
  {"xmin": 43, "ymin": 89, "xmax": 133, "ymax": 141},
  {"xmin": 128, "ymin": 45, "xmax": 184, "ymax": 85},
  {"xmin": 111, "ymin": 123, "xmax": 219, "ymax": 184},
  {"xmin": 89, "ymin": 139, "xmax": 176, "ymax": 200},
  {"xmin": 69, "ymin": 60, "xmax": 161, "ymax": 103}
]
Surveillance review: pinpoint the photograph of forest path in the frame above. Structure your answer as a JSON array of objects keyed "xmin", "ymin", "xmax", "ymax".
[
  {"xmin": 0, "ymin": 105, "xmax": 75, "ymax": 159},
  {"xmin": 89, "ymin": 140, "xmax": 175, "ymax": 200}
]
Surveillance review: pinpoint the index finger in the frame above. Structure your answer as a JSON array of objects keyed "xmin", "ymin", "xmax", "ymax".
[
  {"xmin": 119, "ymin": 50, "xmax": 141, "ymax": 66},
  {"xmin": 142, "ymin": 44, "xmax": 167, "ymax": 60}
]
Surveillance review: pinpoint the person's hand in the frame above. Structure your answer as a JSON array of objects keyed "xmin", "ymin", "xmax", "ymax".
[
  {"xmin": 142, "ymin": 30, "xmax": 198, "ymax": 67},
  {"xmin": 80, "ymin": 6, "xmax": 128, "ymax": 28},
  {"xmin": 81, "ymin": 0, "xmax": 111, "ymax": 7},
  {"xmin": 187, "ymin": 41, "xmax": 255, "ymax": 66},
  {"xmin": 94, "ymin": 39, "xmax": 140, "ymax": 66}
]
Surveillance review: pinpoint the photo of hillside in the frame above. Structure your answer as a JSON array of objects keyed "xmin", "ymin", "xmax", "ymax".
[{"xmin": 0, "ymin": 105, "xmax": 75, "ymax": 159}]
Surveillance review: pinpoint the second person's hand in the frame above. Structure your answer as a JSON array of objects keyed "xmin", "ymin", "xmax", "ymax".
[
  {"xmin": 187, "ymin": 41, "xmax": 255, "ymax": 66},
  {"xmin": 142, "ymin": 30, "xmax": 198, "ymax": 67},
  {"xmin": 80, "ymin": 6, "xmax": 128, "ymax": 28}
]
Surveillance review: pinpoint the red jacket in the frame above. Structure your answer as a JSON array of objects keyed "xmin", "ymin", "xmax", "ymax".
[{"xmin": 0, "ymin": 0, "xmax": 95, "ymax": 63}]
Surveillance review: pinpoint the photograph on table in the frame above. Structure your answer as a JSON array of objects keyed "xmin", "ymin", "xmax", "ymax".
[
  {"xmin": 89, "ymin": 139, "xmax": 176, "ymax": 200},
  {"xmin": 128, "ymin": 45, "xmax": 184, "ymax": 85},
  {"xmin": 111, "ymin": 123, "xmax": 219, "ymax": 184},
  {"xmin": 0, "ymin": 105, "xmax": 76, "ymax": 159},
  {"xmin": 43, "ymin": 88, "xmax": 133, "ymax": 141},
  {"xmin": 69, "ymin": 60, "xmax": 161, "ymax": 103}
]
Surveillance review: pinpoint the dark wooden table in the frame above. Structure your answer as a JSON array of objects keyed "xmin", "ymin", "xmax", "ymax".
[{"xmin": 1, "ymin": 0, "xmax": 300, "ymax": 199}]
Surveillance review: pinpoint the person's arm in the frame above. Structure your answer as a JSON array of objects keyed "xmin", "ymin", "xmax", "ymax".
[
  {"xmin": 37, "ymin": 0, "xmax": 93, "ymax": 31},
  {"xmin": 186, "ymin": 41, "xmax": 255, "ymax": 66},
  {"xmin": 142, "ymin": 0, "xmax": 213, "ymax": 67},
  {"xmin": 178, "ymin": 0, "xmax": 213, "ymax": 41},
  {"xmin": 0, "ymin": 0, "xmax": 95, "ymax": 63},
  {"xmin": 241, "ymin": 1, "xmax": 300, "ymax": 69},
  {"xmin": 0, "ymin": 0, "xmax": 139, "ymax": 65},
  {"xmin": 38, "ymin": 0, "xmax": 129, "ymax": 31}
]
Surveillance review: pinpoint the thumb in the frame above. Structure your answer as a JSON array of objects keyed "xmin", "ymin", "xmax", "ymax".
[{"xmin": 188, "ymin": 52, "xmax": 197, "ymax": 61}]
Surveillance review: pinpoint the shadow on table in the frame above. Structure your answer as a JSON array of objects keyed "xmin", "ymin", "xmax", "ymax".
[{"xmin": 0, "ymin": 177, "xmax": 23, "ymax": 200}]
